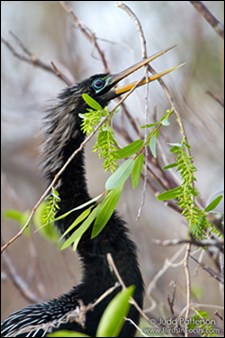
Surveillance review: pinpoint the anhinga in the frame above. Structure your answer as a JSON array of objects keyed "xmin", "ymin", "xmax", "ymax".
[{"xmin": 1, "ymin": 48, "xmax": 176, "ymax": 337}]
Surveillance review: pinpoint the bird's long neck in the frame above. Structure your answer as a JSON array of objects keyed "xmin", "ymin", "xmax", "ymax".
[
  {"xmin": 43, "ymin": 94, "xmax": 91, "ymax": 226},
  {"xmin": 43, "ymin": 92, "xmax": 143, "ymax": 315}
]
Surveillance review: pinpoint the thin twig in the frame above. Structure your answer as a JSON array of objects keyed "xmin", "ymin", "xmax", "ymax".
[
  {"xmin": 190, "ymin": 1, "xmax": 224, "ymax": 39},
  {"xmin": 184, "ymin": 244, "xmax": 191, "ymax": 338},
  {"xmin": 190, "ymin": 255, "xmax": 224, "ymax": 284},
  {"xmin": 59, "ymin": 1, "xmax": 109, "ymax": 72},
  {"xmin": 167, "ymin": 281, "xmax": 176, "ymax": 317},
  {"xmin": 153, "ymin": 237, "xmax": 224, "ymax": 251},
  {"xmin": 145, "ymin": 246, "xmax": 186, "ymax": 313},
  {"xmin": 179, "ymin": 302, "xmax": 224, "ymax": 318},
  {"xmin": 116, "ymin": 2, "xmax": 147, "ymax": 58},
  {"xmin": 107, "ymin": 253, "xmax": 150, "ymax": 323},
  {"xmin": 87, "ymin": 282, "xmax": 120, "ymax": 310},
  {"xmin": 1, "ymin": 35, "xmax": 73, "ymax": 86},
  {"xmin": 215, "ymin": 311, "xmax": 223, "ymax": 321},
  {"xmin": 107, "ymin": 253, "xmax": 126, "ymax": 288},
  {"xmin": 125, "ymin": 317, "xmax": 150, "ymax": 337},
  {"xmin": 206, "ymin": 90, "xmax": 224, "ymax": 107},
  {"xmin": 9, "ymin": 30, "xmax": 32, "ymax": 56},
  {"xmin": 2, "ymin": 250, "xmax": 42, "ymax": 304},
  {"xmin": 117, "ymin": 2, "xmax": 149, "ymax": 220},
  {"xmin": 51, "ymin": 61, "xmax": 73, "ymax": 85}
]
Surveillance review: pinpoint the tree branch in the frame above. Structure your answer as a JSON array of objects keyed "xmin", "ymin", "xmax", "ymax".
[
  {"xmin": 1, "ymin": 34, "xmax": 73, "ymax": 86},
  {"xmin": 190, "ymin": 1, "xmax": 224, "ymax": 39}
]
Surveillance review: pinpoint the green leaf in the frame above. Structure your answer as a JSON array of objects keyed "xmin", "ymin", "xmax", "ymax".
[
  {"xmin": 3, "ymin": 209, "xmax": 24, "ymax": 222},
  {"xmin": 55, "ymin": 193, "xmax": 104, "ymax": 221},
  {"xmin": 169, "ymin": 143, "xmax": 182, "ymax": 153},
  {"xmin": 204, "ymin": 195, "xmax": 223, "ymax": 212},
  {"xmin": 60, "ymin": 206, "xmax": 93, "ymax": 239},
  {"xmin": 157, "ymin": 187, "xmax": 181, "ymax": 201},
  {"xmin": 161, "ymin": 116, "xmax": 170, "ymax": 126},
  {"xmin": 3, "ymin": 209, "xmax": 31, "ymax": 237},
  {"xmin": 96, "ymin": 286, "xmax": 134, "ymax": 337},
  {"xmin": 132, "ymin": 154, "xmax": 144, "ymax": 189},
  {"xmin": 48, "ymin": 331, "xmax": 90, "ymax": 337},
  {"xmin": 60, "ymin": 207, "xmax": 99, "ymax": 251},
  {"xmin": 34, "ymin": 203, "xmax": 59, "ymax": 244},
  {"xmin": 92, "ymin": 187, "xmax": 123, "ymax": 238},
  {"xmin": 140, "ymin": 122, "xmax": 158, "ymax": 128},
  {"xmin": 149, "ymin": 134, "xmax": 158, "ymax": 158},
  {"xmin": 114, "ymin": 139, "xmax": 144, "ymax": 159},
  {"xmin": 169, "ymin": 142, "xmax": 182, "ymax": 147},
  {"xmin": 163, "ymin": 162, "xmax": 178, "ymax": 170},
  {"xmin": 105, "ymin": 159, "xmax": 134, "ymax": 191},
  {"xmin": 82, "ymin": 93, "xmax": 102, "ymax": 110}
]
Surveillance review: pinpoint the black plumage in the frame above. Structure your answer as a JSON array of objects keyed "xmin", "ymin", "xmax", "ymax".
[{"xmin": 1, "ymin": 50, "xmax": 174, "ymax": 337}]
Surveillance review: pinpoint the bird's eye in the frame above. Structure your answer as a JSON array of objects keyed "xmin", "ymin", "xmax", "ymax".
[{"xmin": 92, "ymin": 78, "xmax": 106, "ymax": 91}]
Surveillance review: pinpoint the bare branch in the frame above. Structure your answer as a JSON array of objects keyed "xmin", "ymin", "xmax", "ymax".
[
  {"xmin": 116, "ymin": 2, "xmax": 150, "ymax": 220},
  {"xmin": 116, "ymin": 2, "xmax": 147, "ymax": 58},
  {"xmin": 190, "ymin": 1, "xmax": 224, "ymax": 39},
  {"xmin": 153, "ymin": 237, "xmax": 224, "ymax": 252},
  {"xmin": 184, "ymin": 244, "xmax": 191, "ymax": 338},
  {"xmin": 190, "ymin": 255, "xmax": 224, "ymax": 284},
  {"xmin": 215, "ymin": 311, "xmax": 224, "ymax": 321},
  {"xmin": 9, "ymin": 30, "xmax": 32, "ymax": 56},
  {"xmin": 167, "ymin": 281, "xmax": 176, "ymax": 317},
  {"xmin": 125, "ymin": 317, "xmax": 149, "ymax": 337},
  {"xmin": 50, "ymin": 61, "xmax": 73, "ymax": 86},
  {"xmin": 2, "ymin": 250, "xmax": 42, "ymax": 304},
  {"xmin": 107, "ymin": 253, "xmax": 151, "ymax": 324},
  {"xmin": 206, "ymin": 90, "xmax": 224, "ymax": 107},
  {"xmin": 59, "ymin": 1, "xmax": 109, "ymax": 72},
  {"xmin": 1, "ymin": 35, "xmax": 73, "ymax": 86},
  {"xmin": 87, "ymin": 282, "xmax": 120, "ymax": 310}
]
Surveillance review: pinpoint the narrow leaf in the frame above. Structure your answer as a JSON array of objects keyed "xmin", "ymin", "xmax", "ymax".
[
  {"xmin": 157, "ymin": 187, "xmax": 181, "ymax": 201},
  {"xmin": 131, "ymin": 154, "xmax": 144, "ymax": 189},
  {"xmin": 3, "ymin": 209, "xmax": 24, "ymax": 222},
  {"xmin": 161, "ymin": 116, "xmax": 170, "ymax": 126},
  {"xmin": 55, "ymin": 193, "xmax": 104, "ymax": 221},
  {"xmin": 149, "ymin": 134, "xmax": 157, "ymax": 158},
  {"xmin": 169, "ymin": 143, "xmax": 182, "ymax": 147},
  {"xmin": 96, "ymin": 286, "xmax": 135, "ymax": 337},
  {"xmin": 4, "ymin": 209, "xmax": 31, "ymax": 237},
  {"xmin": 82, "ymin": 93, "xmax": 102, "ymax": 110},
  {"xmin": 140, "ymin": 122, "xmax": 158, "ymax": 128},
  {"xmin": 205, "ymin": 195, "xmax": 223, "ymax": 212},
  {"xmin": 60, "ymin": 207, "xmax": 93, "ymax": 239},
  {"xmin": 163, "ymin": 162, "xmax": 178, "ymax": 170},
  {"xmin": 114, "ymin": 139, "xmax": 144, "ymax": 159},
  {"xmin": 92, "ymin": 187, "xmax": 123, "ymax": 238},
  {"xmin": 105, "ymin": 159, "xmax": 134, "ymax": 191},
  {"xmin": 60, "ymin": 207, "xmax": 99, "ymax": 250}
]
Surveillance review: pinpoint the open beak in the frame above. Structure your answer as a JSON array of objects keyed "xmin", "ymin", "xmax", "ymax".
[{"xmin": 107, "ymin": 46, "xmax": 183, "ymax": 98}]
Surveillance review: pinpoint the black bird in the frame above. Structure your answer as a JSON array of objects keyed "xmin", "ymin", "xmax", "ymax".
[{"xmin": 1, "ymin": 48, "xmax": 176, "ymax": 337}]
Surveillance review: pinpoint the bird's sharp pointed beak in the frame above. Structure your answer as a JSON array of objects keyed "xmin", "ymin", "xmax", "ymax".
[
  {"xmin": 108, "ymin": 45, "xmax": 183, "ymax": 96},
  {"xmin": 114, "ymin": 64, "xmax": 184, "ymax": 95}
]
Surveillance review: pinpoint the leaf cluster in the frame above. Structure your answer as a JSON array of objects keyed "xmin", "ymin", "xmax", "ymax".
[
  {"xmin": 80, "ymin": 94, "xmax": 119, "ymax": 172},
  {"xmin": 41, "ymin": 187, "xmax": 60, "ymax": 228},
  {"xmin": 158, "ymin": 137, "xmax": 223, "ymax": 239},
  {"xmin": 188, "ymin": 310, "xmax": 218, "ymax": 337}
]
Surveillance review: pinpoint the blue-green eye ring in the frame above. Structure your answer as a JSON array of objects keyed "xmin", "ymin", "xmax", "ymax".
[{"xmin": 92, "ymin": 78, "xmax": 106, "ymax": 92}]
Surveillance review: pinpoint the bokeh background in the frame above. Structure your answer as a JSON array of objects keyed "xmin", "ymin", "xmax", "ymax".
[{"xmin": 1, "ymin": 1, "xmax": 224, "ymax": 334}]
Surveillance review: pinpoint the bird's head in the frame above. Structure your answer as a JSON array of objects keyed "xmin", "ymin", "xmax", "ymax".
[{"xmin": 59, "ymin": 46, "xmax": 181, "ymax": 116}]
